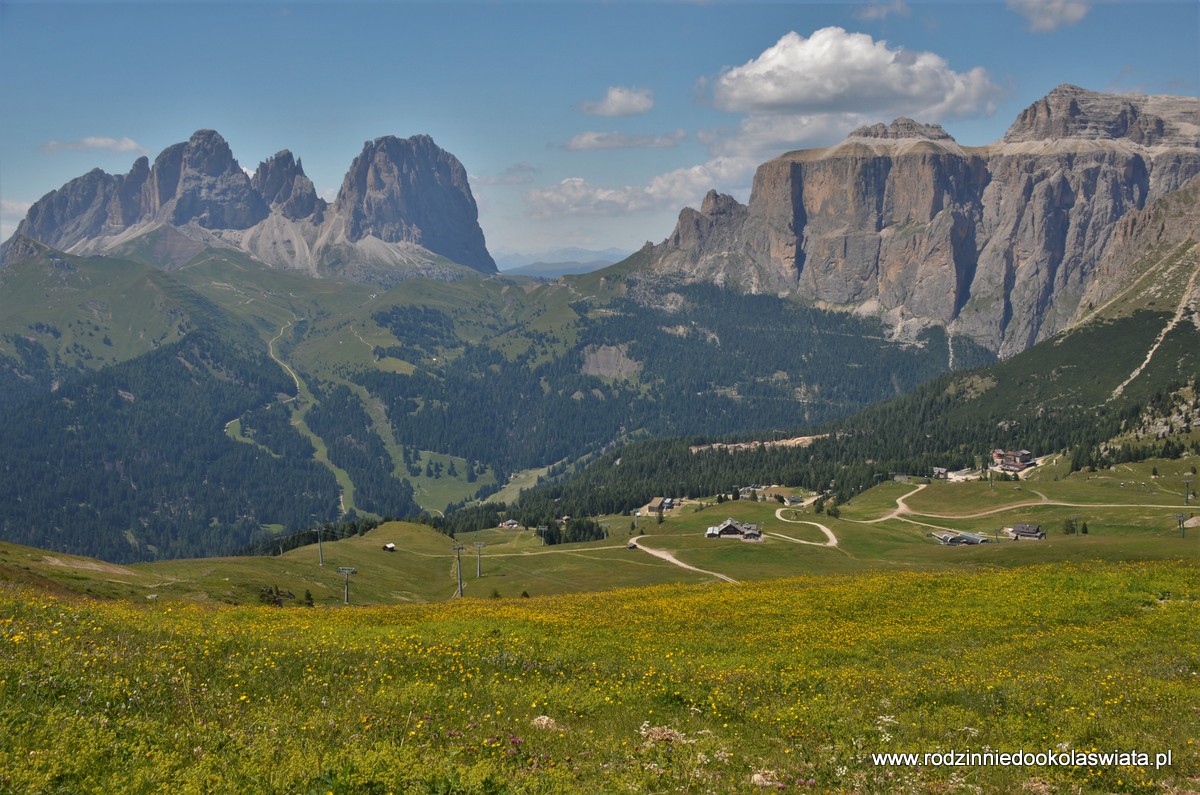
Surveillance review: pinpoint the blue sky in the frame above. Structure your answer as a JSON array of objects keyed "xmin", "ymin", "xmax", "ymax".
[{"xmin": 1, "ymin": 1, "xmax": 1196, "ymax": 256}]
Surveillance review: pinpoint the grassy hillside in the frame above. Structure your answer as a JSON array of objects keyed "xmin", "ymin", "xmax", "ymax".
[
  {"xmin": 1, "ymin": 244, "xmax": 1002, "ymax": 559},
  {"xmin": 3, "ymin": 458, "xmax": 1196, "ymax": 606},
  {"xmin": 2, "ymin": 559, "xmax": 1197, "ymax": 793}
]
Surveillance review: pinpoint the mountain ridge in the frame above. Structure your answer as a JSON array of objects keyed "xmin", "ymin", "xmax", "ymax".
[
  {"xmin": 1, "ymin": 130, "xmax": 496, "ymax": 283},
  {"xmin": 638, "ymin": 84, "xmax": 1200, "ymax": 357}
]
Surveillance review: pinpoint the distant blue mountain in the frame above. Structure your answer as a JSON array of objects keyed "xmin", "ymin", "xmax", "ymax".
[{"xmin": 495, "ymin": 247, "xmax": 631, "ymax": 273}]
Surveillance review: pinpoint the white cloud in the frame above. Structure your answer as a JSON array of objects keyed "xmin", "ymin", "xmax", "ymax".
[
  {"xmin": 700, "ymin": 27, "xmax": 1001, "ymax": 161},
  {"xmin": 579, "ymin": 86, "xmax": 655, "ymax": 116},
  {"xmin": 713, "ymin": 28, "xmax": 999, "ymax": 119},
  {"xmin": 41, "ymin": 136, "xmax": 149, "ymax": 155},
  {"xmin": 525, "ymin": 156, "xmax": 755, "ymax": 220},
  {"xmin": 473, "ymin": 162, "xmax": 539, "ymax": 186},
  {"xmin": 1006, "ymin": 0, "xmax": 1090, "ymax": 32},
  {"xmin": 856, "ymin": 0, "xmax": 910, "ymax": 22},
  {"xmin": 564, "ymin": 130, "xmax": 686, "ymax": 151}
]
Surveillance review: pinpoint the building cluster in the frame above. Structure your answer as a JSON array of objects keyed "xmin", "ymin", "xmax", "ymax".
[
  {"xmin": 705, "ymin": 518, "xmax": 763, "ymax": 541},
  {"xmin": 931, "ymin": 522, "xmax": 1046, "ymax": 545},
  {"xmin": 992, "ymin": 449, "xmax": 1035, "ymax": 472}
]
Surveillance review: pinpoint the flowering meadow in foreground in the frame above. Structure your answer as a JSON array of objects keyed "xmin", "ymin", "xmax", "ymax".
[{"xmin": 2, "ymin": 561, "xmax": 1198, "ymax": 794}]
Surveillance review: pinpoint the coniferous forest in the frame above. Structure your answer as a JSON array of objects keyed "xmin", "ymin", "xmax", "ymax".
[{"xmin": 0, "ymin": 333, "xmax": 341, "ymax": 561}]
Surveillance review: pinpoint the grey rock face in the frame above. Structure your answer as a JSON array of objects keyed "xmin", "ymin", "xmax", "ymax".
[
  {"xmin": 643, "ymin": 85, "xmax": 1200, "ymax": 356},
  {"xmin": 144, "ymin": 130, "xmax": 269, "ymax": 229},
  {"xmin": 6, "ymin": 130, "xmax": 268, "ymax": 259},
  {"xmin": 3, "ymin": 130, "xmax": 497, "ymax": 278},
  {"xmin": 13, "ymin": 168, "xmax": 124, "ymax": 246},
  {"xmin": 1076, "ymin": 174, "xmax": 1200, "ymax": 314},
  {"xmin": 1002, "ymin": 84, "xmax": 1189, "ymax": 146},
  {"xmin": 4, "ymin": 155, "xmax": 151, "ymax": 256},
  {"xmin": 0, "ymin": 235, "xmax": 53, "ymax": 264},
  {"xmin": 335, "ymin": 135, "xmax": 496, "ymax": 273},
  {"xmin": 849, "ymin": 118, "xmax": 955, "ymax": 142},
  {"xmin": 252, "ymin": 150, "xmax": 325, "ymax": 221}
]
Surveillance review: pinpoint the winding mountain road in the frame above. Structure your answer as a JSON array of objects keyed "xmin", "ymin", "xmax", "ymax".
[
  {"xmin": 771, "ymin": 507, "xmax": 839, "ymax": 546},
  {"xmin": 267, "ymin": 317, "xmax": 350, "ymax": 515},
  {"xmin": 267, "ymin": 320, "xmax": 302, "ymax": 392},
  {"xmin": 855, "ymin": 482, "xmax": 1192, "ymax": 528},
  {"xmin": 859, "ymin": 483, "xmax": 928, "ymax": 523}
]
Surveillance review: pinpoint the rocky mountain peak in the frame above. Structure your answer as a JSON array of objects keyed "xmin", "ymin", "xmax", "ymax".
[
  {"xmin": 5, "ymin": 167, "xmax": 128, "ymax": 255},
  {"xmin": 128, "ymin": 156, "xmax": 150, "ymax": 176},
  {"xmin": 848, "ymin": 118, "xmax": 955, "ymax": 142},
  {"xmin": 183, "ymin": 129, "xmax": 239, "ymax": 176},
  {"xmin": 252, "ymin": 150, "xmax": 324, "ymax": 221},
  {"xmin": 3, "ymin": 128, "xmax": 498, "ymax": 278},
  {"xmin": 699, "ymin": 190, "xmax": 744, "ymax": 218},
  {"xmin": 0, "ymin": 235, "xmax": 52, "ymax": 263},
  {"xmin": 335, "ymin": 134, "xmax": 495, "ymax": 273},
  {"xmin": 146, "ymin": 129, "xmax": 268, "ymax": 229},
  {"xmin": 1002, "ymin": 83, "xmax": 1188, "ymax": 146}
]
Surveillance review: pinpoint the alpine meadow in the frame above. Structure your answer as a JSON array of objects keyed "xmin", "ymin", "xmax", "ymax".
[{"xmin": 2, "ymin": 3, "xmax": 1200, "ymax": 793}]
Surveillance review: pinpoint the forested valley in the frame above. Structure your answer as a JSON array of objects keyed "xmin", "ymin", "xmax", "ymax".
[
  {"xmin": 355, "ymin": 283, "xmax": 995, "ymax": 480},
  {"xmin": 0, "ymin": 332, "xmax": 341, "ymax": 561},
  {"xmin": 439, "ymin": 308, "xmax": 1200, "ymax": 537},
  {"xmin": 5, "ymin": 254, "xmax": 1195, "ymax": 561}
]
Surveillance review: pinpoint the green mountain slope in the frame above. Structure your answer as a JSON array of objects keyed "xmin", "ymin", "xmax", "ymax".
[
  {"xmin": 0, "ymin": 251, "xmax": 194, "ymax": 402},
  {"xmin": 0, "ymin": 331, "xmax": 345, "ymax": 561},
  {"xmin": 497, "ymin": 235, "xmax": 1200, "ymax": 523},
  {"xmin": 0, "ymin": 248, "xmax": 423, "ymax": 561},
  {"xmin": 1, "ymin": 240, "xmax": 1000, "ymax": 560},
  {"xmin": 4, "ymin": 186, "xmax": 1195, "ymax": 562}
]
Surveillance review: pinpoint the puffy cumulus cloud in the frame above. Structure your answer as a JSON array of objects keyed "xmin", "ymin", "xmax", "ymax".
[
  {"xmin": 472, "ymin": 162, "xmax": 539, "ymax": 186},
  {"xmin": 1007, "ymin": 0, "xmax": 1090, "ymax": 32},
  {"xmin": 712, "ymin": 28, "xmax": 999, "ymax": 119},
  {"xmin": 856, "ymin": 0, "xmax": 910, "ymax": 22},
  {"xmin": 579, "ymin": 86, "xmax": 655, "ymax": 116},
  {"xmin": 525, "ymin": 157, "xmax": 755, "ymax": 220},
  {"xmin": 564, "ymin": 130, "xmax": 686, "ymax": 151},
  {"xmin": 526, "ymin": 178, "xmax": 633, "ymax": 218},
  {"xmin": 41, "ymin": 136, "xmax": 148, "ymax": 155},
  {"xmin": 699, "ymin": 27, "xmax": 1002, "ymax": 161}
]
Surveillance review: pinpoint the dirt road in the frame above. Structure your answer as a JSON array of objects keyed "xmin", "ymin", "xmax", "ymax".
[
  {"xmin": 771, "ymin": 508, "xmax": 838, "ymax": 546},
  {"xmin": 632, "ymin": 540, "xmax": 739, "ymax": 583}
]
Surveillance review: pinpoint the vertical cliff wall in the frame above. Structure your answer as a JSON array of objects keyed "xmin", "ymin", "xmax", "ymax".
[{"xmin": 645, "ymin": 86, "xmax": 1200, "ymax": 356}]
